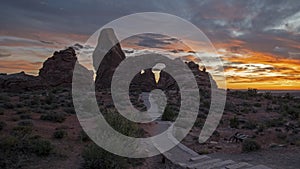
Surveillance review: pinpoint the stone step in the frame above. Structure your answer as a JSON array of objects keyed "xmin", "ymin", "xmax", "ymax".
[
  {"xmin": 223, "ymin": 162, "xmax": 252, "ymax": 169},
  {"xmin": 190, "ymin": 155, "xmax": 210, "ymax": 162},
  {"xmin": 245, "ymin": 165, "xmax": 272, "ymax": 169},
  {"xmin": 202, "ymin": 160, "xmax": 235, "ymax": 169},
  {"xmin": 188, "ymin": 159, "xmax": 222, "ymax": 169}
]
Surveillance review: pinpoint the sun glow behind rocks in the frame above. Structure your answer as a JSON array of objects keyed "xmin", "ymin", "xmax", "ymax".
[{"xmin": 1, "ymin": 1, "xmax": 300, "ymax": 90}]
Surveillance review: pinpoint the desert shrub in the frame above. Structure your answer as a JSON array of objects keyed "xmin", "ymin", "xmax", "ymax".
[
  {"xmin": 194, "ymin": 118, "xmax": 204, "ymax": 128},
  {"xmin": 10, "ymin": 115, "xmax": 20, "ymax": 121},
  {"xmin": 266, "ymin": 118, "xmax": 284, "ymax": 128},
  {"xmin": 242, "ymin": 140, "xmax": 261, "ymax": 152},
  {"xmin": 0, "ymin": 132, "xmax": 53, "ymax": 168},
  {"xmin": 81, "ymin": 144, "xmax": 129, "ymax": 169},
  {"xmin": 263, "ymin": 92, "xmax": 273, "ymax": 99},
  {"xmin": 34, "ymin": 108, "xmax": 47, "ymax": 114},
  {"xmin": 197, "ymin": 149, "xmax": 210, "ymax": 155},
  {"xmin": 287, "ymin": 135, "xmax": 300, "ymax": 146},
  {"xmin": 79, "ymin": 130, "xmax": 90, "ymax": 142},
  {"xmin": 0, "ymin": 136, "xmax": 24, "ymax": 169},
  {"xmin": 53, "ymin": 130, "xmax": 67, "ymax": 139},
  {"xmin": 230, "ymin": 116, "xmax": 239, "ymax": 129},
  {"xmin": 242, "ymin": 121, "xmax": 257, "ymax": 130},
  {"xmin": 276, "ymin": 133, "xmax": 287, "ymax": 140},
  {"xmin": 16, "ymin": 103, "xmax": 24, "ymax": 108},
  {"xmin": 213, "ymin": 130, "xmax": 220, "ymax": 137},
  {"xmin": 161, "ymin": 106, "xmax": 177, "ymax": 121},
  {"xmin": 16, "ymin": 108, "xmax": 30, "ymax": 114},
  {"xmin": 20, "ymin": 94, "xmax": 30, "ymax": 100},
  {"xmin": 11, "ymin": 126, "xmax": 32, "ymax": 138},
  {"xmin": 253, "ymin": 103, "xmax": 261, "ymax": 107},
  {"xmin": 40, "ymin": 112, "xmax": 66, "ymax": 123},
  {"xmin": 3, "ymin": 103, "xmax": 14, "ymax": 109},
  {"xmin": 20, "ymin": 114, "xmax": 32, "ymax": 119},
  {"xmin": 0, "ymin": 121, "xmax": 6, "ymax": 130},
  {"xmin": 81, "ymin": 109, "xmax": 144, "ymax": 169},
  {"xmin": 225, "ymin": 101, "xmax": 236, "ymax": 112},
  {"xmin": 63, "ymin": 107, "xmax": 75, "ymax": 114},
  {"xmin": 266, "ymin": 104, "xmax": 273, "ymax": 112},
  {"xmin": 242, "ymin": 101, "xmax": 251, "ymax": 107},
  {"xmin": 104, "ymin": 111, "xmax": 142, "ymax": 137},
  {"xmin": 247, "ymin": 88, "xmax": 258, "ymax": 97},
  {"xmin": 18, "ymin": 120, "xmax": 33, "ymax": 126},
  {"xmin": 202, "ymin": 100, "xmax": 210, "ymax": 108},
  {"xmin": 45, "ymin": 92, "xmax": 55, "ymax": 104},
  {"xmin": 284, "ymin": 93, "xmax": 293, "ymax": 100},
  {"xmin": 31, "ymin": 139, "xmax": 53, "ymax": 156},
  {"xmin": 257, "ymin": 124, "xmax": 265, "ymax": 133},
  {"xmin": 287, "ymin": 108, "xmax": 299, "ymax": 119},
  {"xmin": 0, "ymin": 95, "xmax": 10, "ymax": 102},
  {"xmin": 42, "ymin": 104, "xmax": 56, "ymax": 110}
]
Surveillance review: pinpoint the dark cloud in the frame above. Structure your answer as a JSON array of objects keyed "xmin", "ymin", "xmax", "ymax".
[
  {"xmin": 169, "ymin": 49, "xmax": 185, "ymax": 53},
  {"xmin": 0, "ymin": 0, "xmax": 299, "ymax": 60},
  {"xmin": 135, "ymin": 33, "xmax": 179, "ymax": 48},
  {"xmin": 39, "ymin": 40, "xmax": 55, "ymax": 45},
  {"xmin": 0, "ymin": 52, "xmax": 11, "ymax": 57}
]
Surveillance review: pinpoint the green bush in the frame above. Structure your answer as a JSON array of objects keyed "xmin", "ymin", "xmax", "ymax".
[
  {"xmin": 10, "ymin": 116, "xmax": 20, "ymax": 122},
  {"xmin": 263, "ymin": 92, "xmax": 273, "ymax": 99},
  {"xmin": 253, "ymin": 103, "xmax": 261, "ymax": 107},
  {"xmin": 287, "ymin": 109, "xmax": 299, "ymax": 119},
  {"xmin": 11, "ymin": 126, "xmax": 32, "ymax": 138},
  {"xmin": 230, "ymin": 116, "xmax": 239, "ymax": 129},
  {"xmin": 20, "ymin": 114, "xmax": 32, "ymax": 119},
  {"xmin": 45, "ymin": 92, "xmax": 55, "ymax": 104},
  {"xmin": 0, "ymin": 121, "xmax": 6, "ymax": 130},
  {"xmin": 82, "ymin": 144, "xmax": 129, "ymax": 169},
  {"xmin": 104, "ymin": 111, "xmax": 142, "ymax": 137},
  {"xmin": 79, "ymin": 130, "xmax": 90, "ymax": 142},
  {"xmin": 161, "ymin": 106, "xmax": 177, "ymax": 121},
  {"xmin": 63, "ymin": 107, "xmax": 75, "ymax": 114},
  {"xmin": 247, "ymin": 88, "xmax": 258, "ymax": 97},
  {"xmin": 242, "ymin": 121, "xmax": 257, "ymax": 130},
  {"xmin": 40, "ymin": 112, "xmax": 66, "ymax": 123},
  {"xmin": 18, "ymin": 120, "xmax": 33, "ymax": 126},
  {"xmin": 0, "ymin": 108, "xmax": 4, "ymax": 115},
  {"xmin": 266, "ymin": 118, "xmax": 284, "ymax": 128},
  {"xmin": 194, "ymin": 118, "xmax": 204, "ymax": 127},
  {"xmin": 276, "ymin": 133, "xmax": 287, "ymax": 140},
  {"xmin": 53, "ymin": 130, "xmax": 67, "ymax": 139},
  {"xmin": 0, "ymin": 135, "xmax": 53, "ymax": 168},
  {"xmin": 242, "ymin": 140, "xmax": 261, "ymax": 152},
  {"xmin": 3, "ymin": 103, "xmax": 14, "ymax": 109},
  {"xmin": 30, "ymin": 96, "xmax": 40, "ymax": 105},
  {"xmin": 31, "ymin": 139, "xmax": 53, "ymax": 156}
]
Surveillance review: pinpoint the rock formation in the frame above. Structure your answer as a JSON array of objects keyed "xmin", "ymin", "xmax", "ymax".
[
  {"xmin": 0, "ymin": 47, "xmax": 92, "ymax": 91},
  {"xmin": 94, "ymin": 28, "xmax": 126, "ymax": 90},
  {"xmin": 39, "ymin": 47, "xmax": 77, "ymax": 87}
]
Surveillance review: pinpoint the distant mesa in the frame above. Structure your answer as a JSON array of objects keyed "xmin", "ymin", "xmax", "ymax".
[{"xmin": 0, "ymin": 71, "xmax": 45, "ymax": 91}]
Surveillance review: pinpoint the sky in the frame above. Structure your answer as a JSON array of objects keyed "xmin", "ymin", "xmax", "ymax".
[{"xmin": 0, "ymin": 0, "xmax": 300, "ymax": 90}]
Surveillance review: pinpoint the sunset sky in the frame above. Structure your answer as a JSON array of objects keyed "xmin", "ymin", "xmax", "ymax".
[{"xmin": 0, "ymin": 0, "xmax": 299, "ymax": 90}]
